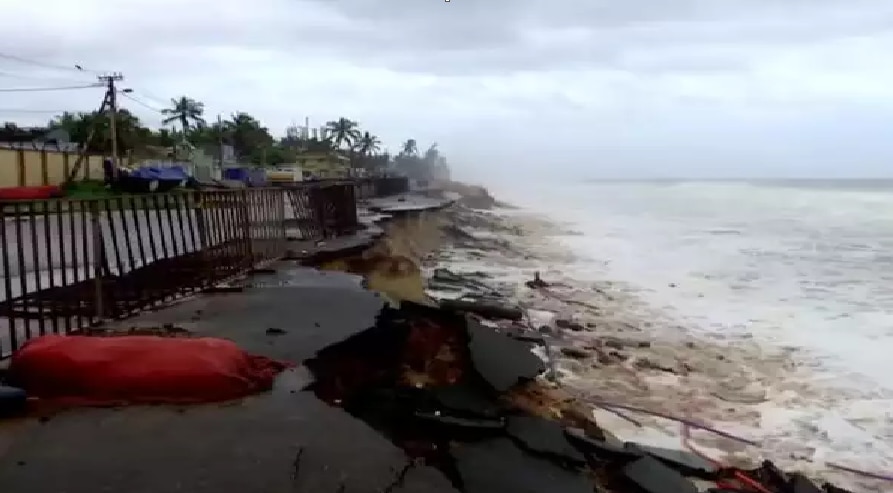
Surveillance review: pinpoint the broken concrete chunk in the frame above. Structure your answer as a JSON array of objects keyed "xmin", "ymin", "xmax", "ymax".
[
  {"xmin": 555, "ymin": 319, "xmax": 585, "ymax": 331},
  {"xmin": 396, "ymin": 464, "xmax": 461, "ymax": 493},
  {"xmin": 440, "ymin": 299, "xmax": 523, "ymax": 321},
  {"xmin": 429, "ymin": 385, "xmax": 500, "ymax": 419},
  {"xmin": 506, "ymin": 416, "xmax": 586, "ymax": 467},
  {"xmin": 822, "ymin": 483, "xmax": 855, "ymax": 493},
  {"xmin": 500, "ymin": 325, "xmax": 546, "ymax": 344},
  {"xmin": 453, "ymin": 438, "xmax": 594, "ymax": 493},
  {"xmin": 789, "ymin": 473, "xmax": 823, "ymax": 493},
  {"xmin": 559, "ymin": 347, "xmax": 591, "ymax": 359},
  {"xmin": 626, "ymin": 443, "xmax": 718, "ymax": 479},
  {"xmin": 633, "ymin": 357, "xmax": 677, "ymax": 373},
  {"xmin": 465, "ymin": 318, "xmax": 545, "ymax": 393},
  {"xmin": 564, "ymin": 427, "xmax": 643, "ymax": 462},
  {"xmin": 414, "ymin": 412, "xmax": 505, "ymax": 432},
  {"xmin": 623, "ymin": 456, "xmax": 699, "ymax": 493},
  {"xmin": 749, "ymin": 460, "xmax": 790, "ymax": 490}
]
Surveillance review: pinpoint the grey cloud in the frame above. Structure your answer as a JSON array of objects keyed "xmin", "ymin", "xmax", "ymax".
[{"xmin": 7, "ymin": 0, "xmax": 893, "ymax": 79}]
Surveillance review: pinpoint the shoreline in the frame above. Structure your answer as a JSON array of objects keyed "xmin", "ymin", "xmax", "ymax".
[
  {"xmin": 431, "ymin": 182, "xmax": 888, "ymax": 492},
  {"xmin": 0, "ymin": 182, "xmax": 879, "ymax": 493}
]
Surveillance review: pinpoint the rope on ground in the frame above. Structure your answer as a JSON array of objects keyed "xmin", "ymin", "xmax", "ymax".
[
  {"xmin": 826, "ymin": 462, "xmax": 893, "ymax": 483},
  {"xmin": 590, "ymin": 400, "xmax": 760, "ymax": 446},
  {"xmin": 594, "ymin": 403, "xmax": 643, "ymax": 428},
  {"xmin": 597, "ymin": 399, "xmax": 893, "ymax": 485},
  {"xmin": 679, "ymin": 398, "xmax": 774, "ymax": 493}
]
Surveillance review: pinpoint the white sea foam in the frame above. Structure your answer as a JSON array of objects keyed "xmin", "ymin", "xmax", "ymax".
[{"xmin": 429, "ymin": 180, "xmax": 893, "ymax": 492}]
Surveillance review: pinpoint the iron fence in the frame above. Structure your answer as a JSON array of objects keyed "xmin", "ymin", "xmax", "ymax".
[
  {"xmin": 0, "ymin": 177, "xmax": 411, "ymax": 356},
  {"xmin": 0, "ymin": 189, "xmax": 287, "ymax": 357}
]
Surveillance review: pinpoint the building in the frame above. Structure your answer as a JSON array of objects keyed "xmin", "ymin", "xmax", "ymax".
[
  {"xmin": 0, "ymin": 128, "xmax": 80, "ymax": 152},
  {"xmin": 293, "ymin": 150, "xmax": 351, "ymax": 179}
]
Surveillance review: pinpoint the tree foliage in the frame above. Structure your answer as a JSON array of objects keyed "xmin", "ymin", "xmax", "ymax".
[{"xmin": 4, "ymin": 96, "xmax": 450, "ymax": 179}]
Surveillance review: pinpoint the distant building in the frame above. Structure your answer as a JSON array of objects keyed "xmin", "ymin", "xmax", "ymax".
[
  {"xmin": 432, "ymin": 157, "xmax": 451, "ymax": 181},
  {"xmin": 293, "ymin": 150, "xmax": 351, "ymax": 179},
  {"xmin": 0, "ymin": 127, "xmax": 80, "ymax": 152}
]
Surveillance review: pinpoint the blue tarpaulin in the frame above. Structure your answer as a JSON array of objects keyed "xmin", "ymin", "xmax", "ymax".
[
  {"xmin": 223, "ymin": 167, "xmax": 267, "ymax": 186},
  {"xmin": 129, "ymin": 166, "xmax": 189, "ymax": 182}
]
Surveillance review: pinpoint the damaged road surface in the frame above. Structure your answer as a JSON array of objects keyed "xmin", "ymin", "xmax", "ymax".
[
  {"xmin": 0, "ymin": 261, "xmax": 844, "ymax": 493},
  {"xmin": 0, "ymin": 264, "xmax": 554, "ymax": 493}
]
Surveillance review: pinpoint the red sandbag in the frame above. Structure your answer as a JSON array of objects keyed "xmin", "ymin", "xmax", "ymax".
[{"xmin": 9, "ymin": 335, "xmax": 292, "ymax": 406}]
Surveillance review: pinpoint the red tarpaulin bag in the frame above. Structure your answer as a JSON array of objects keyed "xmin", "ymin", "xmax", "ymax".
[{"xmin": 8, "ymin": 335, "xmax": 291, "ymax": 406}]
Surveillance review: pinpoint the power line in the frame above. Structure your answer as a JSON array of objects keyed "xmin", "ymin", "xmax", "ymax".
[
  {"xmin": 0, "ymin": 70, "xmax": 89, "ymax": 85},
  {"xmin": 0, "ymin": 51, "xmax": 100, "ymax": 75},
  {"xmin": 128, "ymin": 87, "xmax": 170, "ymax": 107},
  {"xmin": 119, "ymin": 91, "xmax": 163, "ymax": 113},
  {"xmin": 0, "ymin": 108, "xmax": 72, "ymax": 114},
  {"xmin": 0, "ymin": 83, "xmax": 102, "ymax": 92}
]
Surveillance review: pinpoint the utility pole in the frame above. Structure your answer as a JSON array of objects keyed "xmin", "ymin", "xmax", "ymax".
[
  {"xmin": 217, "ymin": 114, "xmax": 224, "ymax": 171},
  {"xmin": 64, "ymin": 86, "xmax": 110, "ymax": 184},
  {"xmin": 97, "ymin": 72, "xmax": 124, "ymax": 173}
]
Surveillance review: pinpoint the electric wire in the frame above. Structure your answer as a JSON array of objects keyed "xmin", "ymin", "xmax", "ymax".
[
  {"xmin": 0, "ymin": 51, "xmax": 101, "ymax": 75},
  {"xmin": 0, "ymin": 84, "xmax": 102, "ymax": 93}
]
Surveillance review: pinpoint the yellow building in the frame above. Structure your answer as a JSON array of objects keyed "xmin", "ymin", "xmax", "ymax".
[
  {"xmin": 294, "ymin": 151, "xmax": 351, "ymax": 179},
  {"xmin": 0, "ymin": 147, "xmax": 109, "ymax": 187}
]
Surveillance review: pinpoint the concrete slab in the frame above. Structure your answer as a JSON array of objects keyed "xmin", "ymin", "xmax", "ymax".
[
  {"xmin": 284, "ymin": 232, "xmax": 380, "ymax": 263},
  {"xmin": 506, "ymin": 416, "xmax": 586, "ymax": 466},
  {"xmin": 453, "ymin": 438, "xmax": 593, "ymax": 493},
  {"xmin": 238, "ymin": 264, "xmax": 366, "ymax": 289},
  {"xmin": 0, "ymin": 267, "xmax": 459, "ymax": 493},
  {"xmin": 102, "ymin": 280, "xmax": 386, "ymax": 364},
  {"xmin": 367, "ymin": 194, "xmax": 453, "ymax": 214},
  {"xmin": 623, "ymin": 455, "xmax": 699, "ymax": 493},
  {"xmin": 465, "ymin": 317, "xmax": 545, "ymax": 393},
  {"xmin": 0, "ymin": 369, "xmax": 455, "ymax": 493}
]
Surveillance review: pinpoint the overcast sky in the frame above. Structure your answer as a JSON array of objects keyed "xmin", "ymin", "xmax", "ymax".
[{"xmin": 2, "ymin": 0, "xmax": 892, "ymax": 181}]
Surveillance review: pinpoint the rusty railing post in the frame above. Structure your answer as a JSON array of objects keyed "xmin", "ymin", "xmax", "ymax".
[
  {"xmin": 89, "ymin": 201, "xmax": 104, "ymax": 321},
  {"xmin": 241, "ymin": 189, "xmax": 254, "ymax": 266}
]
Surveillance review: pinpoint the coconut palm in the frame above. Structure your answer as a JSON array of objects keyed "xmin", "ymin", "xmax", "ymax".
[
  {"xmin": 356, "ymin": 131, "xmax": 381, "ymax": 156},
  {"xmin": 162, "ymin": 96, "xmax": 206, "ymax": 133},
  {"xmin": 325, "ymin": 117, "xmax": 361, "ymax": 149}
]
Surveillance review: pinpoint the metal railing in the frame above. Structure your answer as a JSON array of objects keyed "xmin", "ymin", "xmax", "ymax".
[{"xmin": 0, "ymin": 177, "xmax": 411, "ymax": 356}]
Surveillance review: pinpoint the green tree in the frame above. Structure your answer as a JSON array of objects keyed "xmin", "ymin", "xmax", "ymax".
[
  {"xmin": 356, "ymin": 131, "xmax": 381, "ymax": 156},
  {"xmin": 224, "ymin": 112, "xmax": 275, "ymax": 164},
  {"xmin": 354, "ymin": 131, "xmax": 381, "ymax": 171},
  {"xmin": 325, "ymin": 117, "xmax": 361, "ymax": 150},
  {"xmin": 48, "ymin": 109, "xmax": 148, "ymax": 155},
  {"xmin": 161, "ymin": 96, "xmax": 205, "ymax": 133}
]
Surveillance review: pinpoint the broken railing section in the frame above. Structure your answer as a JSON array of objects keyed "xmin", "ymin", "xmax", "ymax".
[
  {"xmin": 304, "ymin": 301, "xmax": 840, "ymax": 493},
  {"xmin": 0, "ymin": 177, "xmax": 408, "ymax": 357}
]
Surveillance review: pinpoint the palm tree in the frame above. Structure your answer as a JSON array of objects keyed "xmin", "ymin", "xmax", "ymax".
[
  {"xmin": 224, "ymin": 112, "xmax": 274, "ymax": 163},
  {"xmin": 325, "ymin": 117, "xmax": 361, "ymax": 149},
  {"xmin": 354, "ymin": 131, "xmax": 382, "ymax": 171},
  {"xmin": 356, "ymin": 131, "xmax": 381, "ymax": 156},
  {"xmin": 162, "ymin": 96, "xmax": 205, "ymax": 134}
]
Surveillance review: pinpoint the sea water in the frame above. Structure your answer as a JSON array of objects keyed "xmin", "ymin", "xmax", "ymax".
[{"xmin": 483, "ymin": 178, "xmax": 893, "ymax": 489}]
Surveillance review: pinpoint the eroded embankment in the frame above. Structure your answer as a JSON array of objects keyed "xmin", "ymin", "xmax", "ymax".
[{"xmin": 316, "ymin": 196, "xmax": 865, "ymax": 493}]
